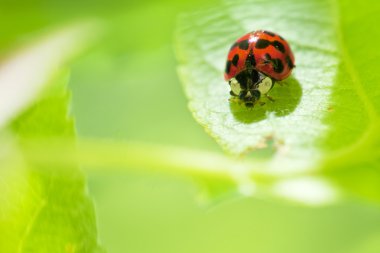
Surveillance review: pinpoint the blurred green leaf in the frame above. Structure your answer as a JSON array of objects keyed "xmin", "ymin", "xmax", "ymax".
[
  {"xmin": 176, "ymin": 0, "xmax": 380, "ymax": 201},
  {"xmin": 0, "ymin": 23, "xmax": 104, "ymax": 253},
  {"xmin": 0, "ymin": 22, "xmax": 100, "ymax": 128}
]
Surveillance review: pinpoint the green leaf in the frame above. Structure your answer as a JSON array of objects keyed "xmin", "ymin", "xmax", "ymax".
[
  {"xmin": 176, "ymin": 0, "xmax": 338, "ymax": 164},
  {"xmin": 176, "ymin": 0, "xmax": 380, "ymax": 201},
  {"xmin": 0, "ymin": 22, "xmax": 100, "ymax": 129},
  {"xmin": 0, "ymin": 23, "xmax": 105, "ymax": 252}
]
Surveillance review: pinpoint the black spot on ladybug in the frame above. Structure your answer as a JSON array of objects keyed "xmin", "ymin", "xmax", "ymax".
[
  {"xmin": 286, "ymin": 55, "xmax": 294, "ymax": 69},
  {"xmin": 255, "ymin": 39, "xmax": 270, "ymax": 49},
  {"xmin": 225, "ymin": 61, "xmax": 232, "ymax": 73},
  {"xmin": 272, "ymin": 59, "xmax": 284, "ymax": 73},
  {"xmin": 263, "ymin": 31, "xmax": 275, "ymax": 36},
  {"xmin": 272, "ymin": 40, "xmax": 285, "ymax": 53},
  {"xmin": 232, "ymin": 54, "xmax": 239, "ymax": 66},
  {"xmin": 263, "ymin": 53, "xmax": 272, "ymax": 64},
  {"xmin": 238, "ymin": 40, "xmax": 249, "ymax": 50},
  {"xmin": 230, "ymin": 42, "xmax": 238, "ymax": 50}
]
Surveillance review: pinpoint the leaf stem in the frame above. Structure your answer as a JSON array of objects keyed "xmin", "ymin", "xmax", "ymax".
[{"xmin": 21, "ymin": 138, "xmax": 292, "ymax": 183}]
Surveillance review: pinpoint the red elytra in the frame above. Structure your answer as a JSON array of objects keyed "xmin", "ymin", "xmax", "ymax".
[{"xmin": 224, "ymin": 30, "xmax": 295, "ymax": 81}]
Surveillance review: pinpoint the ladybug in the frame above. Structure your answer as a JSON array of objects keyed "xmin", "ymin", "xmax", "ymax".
[{"xmin": 224, "ymin": 30, "xmax": 295, "ymax": 108}]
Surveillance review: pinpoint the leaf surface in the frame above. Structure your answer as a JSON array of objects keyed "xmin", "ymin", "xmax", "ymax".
[
  {"xmin": 177, "ymin": 0, "xmax": 339, "ymax": 169},
  {"xmin": 176, "ymin": 0, "xmax": 380, "ymax": 201}
]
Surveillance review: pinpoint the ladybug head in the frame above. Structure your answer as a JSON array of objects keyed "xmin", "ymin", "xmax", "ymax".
[
  {"xmin": 239, "ymin": 89, "xmax": 261, "ymax": 108},
  {"xmin": 229, "ymin": 70, "xmax": 272, "ymax": 108}
]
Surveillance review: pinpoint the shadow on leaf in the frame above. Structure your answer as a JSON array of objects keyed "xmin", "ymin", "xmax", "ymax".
[{"xmin": 230, "ymin": 76, "xmax": 302, "ymax": 123}]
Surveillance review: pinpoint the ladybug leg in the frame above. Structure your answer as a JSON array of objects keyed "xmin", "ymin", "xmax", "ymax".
[
  {"xmin": 276, "ymin": 80, "xmax": 288, "ymax": 87},
  {"xmin": 228, "ymin": 96, "xmax": 241, "ymax": 104},
  {"xmin": 265, "ymin": 94, "xmax": 275, "ymax": 102},
  {"xmin": 230, "ymin": 90, "xmax": 238, "ymax": 96},
  {"xmin": 229, "ymin": 91, "xmax": 244, "ymax": 104}
]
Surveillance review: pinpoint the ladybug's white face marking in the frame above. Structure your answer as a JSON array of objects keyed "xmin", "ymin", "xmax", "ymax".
[
  {"xmin": 257, "ymin": 76, "xmax": 273, "ymax": 95},
  {"xmin": 229, "ymin": 77, "xmax": 241, "ymax": 96}
]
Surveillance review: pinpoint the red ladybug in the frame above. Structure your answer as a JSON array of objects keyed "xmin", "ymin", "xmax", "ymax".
[{"xmin": 225, "ymin": 30, "xmax": 295, "ymax": 107}]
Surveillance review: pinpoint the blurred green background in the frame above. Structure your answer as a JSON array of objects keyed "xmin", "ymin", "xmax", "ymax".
[{"xmin": 2, "ymin": 0, "xmax": 380, "ymax": 252}]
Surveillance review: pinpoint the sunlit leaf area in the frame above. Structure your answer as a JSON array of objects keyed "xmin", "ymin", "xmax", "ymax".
[{"xmin": 1, "ymin": 0, "xmax": 380, "ymax": 252}]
